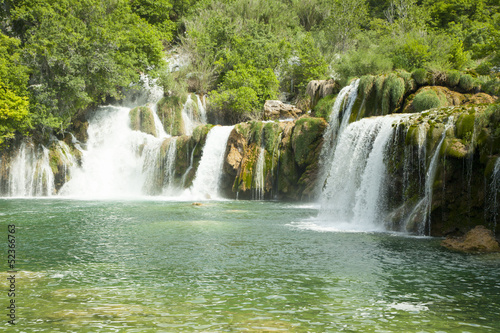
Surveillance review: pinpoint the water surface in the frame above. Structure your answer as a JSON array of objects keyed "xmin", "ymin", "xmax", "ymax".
[{"xmin": 1, "ymin": 199, "xmax": 499, "ymax": 332}]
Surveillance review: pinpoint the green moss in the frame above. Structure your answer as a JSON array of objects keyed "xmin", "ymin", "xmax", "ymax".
[
  {"xmin": 381, "ymin": 74, "xmax": 405, "ymax": 114},
  {"xmin": 412, "ymin": 68, "xmax": 428, "ymax": 86},
  {"xmin": 412, "ymin": 89, "xmax": 443, "ymax": 112},
  {"xmin": 129, "ymin": 106, "xmax": 157, "ymax": 137},
  {"xmin": 292, "ymin": 117, "xmax": 327, "ymax": 167},
  {"xmin": 443, "ymin": 138, "xmax": 468, "ymax": 159},
  {"xmin": 263, "ymin": 122, "xmax": 281, "ymax": 153},
  {"xmin": 157, "ymin": 96, "xmax": 185, "ymax": 136},
  {"xmin": 484, "ymin": 156, "xmax": 499, "ymax": 178},
  {"xmin": 456, "ymin": 113, "xmax": 475, "ymax": 141},
  {"xmin": 313, "ymin": 94, "xmax": 336, "ymax": 119}
]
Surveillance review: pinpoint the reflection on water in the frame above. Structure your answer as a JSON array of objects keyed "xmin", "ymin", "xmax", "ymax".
[{"xmin": 1, "ymin": 199, "xmax": 499, "ymax": 331}]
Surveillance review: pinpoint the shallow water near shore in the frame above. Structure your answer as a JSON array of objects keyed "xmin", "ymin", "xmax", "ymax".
[{"xmin": 1, "ymin": 199, "xmax": 500, "ymax": 332}]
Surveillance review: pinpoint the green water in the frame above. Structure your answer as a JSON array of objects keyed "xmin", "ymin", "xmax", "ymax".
[{"xmin": 1, "ymin": 199, "xmax": 499, "ymax": 332}]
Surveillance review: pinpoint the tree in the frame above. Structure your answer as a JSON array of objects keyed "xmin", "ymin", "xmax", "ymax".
[{"xmin": 0, "ymin": 33, "xmax": 31, "ymax": 146}]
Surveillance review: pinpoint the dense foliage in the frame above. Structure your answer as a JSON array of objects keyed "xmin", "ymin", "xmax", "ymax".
[
  {"xmin": 0, "ymin": 0, "xmax": 172, "ymax": 145},
  {"xmin": 1, "ymin": 0, "xmax": 499, "ymax": 143},
  {"xmin": 173, "ymin": 0, "xmax": 499, "ymax": 122}
]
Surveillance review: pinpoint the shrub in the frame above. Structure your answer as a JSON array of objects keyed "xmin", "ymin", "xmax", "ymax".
[
  {"xmin": 382, "ymin": 74, "xmax": 405, "ymax": 114},
  {"xmin": 207, "ymin": 86, "xmax": 260, "ymax": 124},
  {"xmin": 482, "ymin": 77, "xmax": 500, "ymax": 96},
  {"xmin": 446, "ymin": 70, "xmax": 460, "ymax": 87},
  {"xmin": 459, "ymin": 74, "xmax": 474, "ymax": 91},
  {"xmin": 412, "ymin": 68, "xmax": 428, "ymax": 86},
  {"xmin": 412, "ymin": 89, "xmax": 442, "ymax": 112},
  {"xmin": 313, "ymin": 95, "xmax": 336, "ymax": 119}
]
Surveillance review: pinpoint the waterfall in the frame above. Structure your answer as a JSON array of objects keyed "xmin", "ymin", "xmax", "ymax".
[
  {"xmin": 317, "ymin": 115, "xmax": 405, "ymax": 231},
  {"xmin": 253, "ymin": 147, "xmax": 265, "ymax": 200},
  {"xmin": 181, "ymin": 143, "xmax": 197, "ymax": 187},
  {"xmin": 488, "ymin": 159, "xmax": 500, "ymax": 233},
  {"xmin": 188, "ymin": 125, "xmax": 234, "ymax": 199},
  {"xmin": 196, "ymin": 94, "xmax": 208, "ymax": 124},
  {"xmin": 4, "ymin": 140, "xmax": 55, "ymax": 197},
  {"xmin": 316, "ymin": 79, "xmax": 360, "ymax": 196},
  {"xmin": 60, "ymin": 106, "xmax": 163, "ymax": 198},
  {"xmin": 181, "ymin": 94, "xmax": 207, "ymax": 136},
  {"xmin": 162, "ymin": 137, "xmax": 178, "ymax": 195},
  {"xmin": 403, "ymin": 118, "xmax": 454, "ymax": 235}
]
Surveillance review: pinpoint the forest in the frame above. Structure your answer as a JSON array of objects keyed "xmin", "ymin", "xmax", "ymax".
[{"xmin": 1, "ymin": 0, "xmax": 499, "ymax": 147}]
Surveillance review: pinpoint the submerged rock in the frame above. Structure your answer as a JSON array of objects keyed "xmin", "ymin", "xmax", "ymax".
[{"xmin": 441, "ymin": 226, "xmax": 500, "ymax": 253}]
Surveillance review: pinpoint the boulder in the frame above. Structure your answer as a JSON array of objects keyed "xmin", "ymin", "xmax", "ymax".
[
  {"xmin": 129, "ymin": 106, "xmax": 157, "ymax": 137},
  {"xmin": 306, "ymin": 79, "xmax": 338, "ymax": 109},
  {"xmin": 263, "ymin": 100, "xmax": 302, "ymax": 120},
  {"xmin": 441, "ymin": 225, "xmax": 500, "ymax": 253}
]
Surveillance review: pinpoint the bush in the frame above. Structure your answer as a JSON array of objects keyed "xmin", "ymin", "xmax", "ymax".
[
  {"xmin": 313, "ymin": 95, "xmax": 336, "ymax": 119},
  {"xmin": 382, "ymin": 74, "xmax": 406, "ymax": 114},
  {"xmin": 334, "ymin": 49, "xmax": 393, "ymax": 85},
  {"xmin": 446, "ymin": 70, "xmax": 460, "ymax": 87},
  {"xmin": 482, "ymin": 77, "xmax": 500, "ymax": 96},
  {"xmin": 207, "ymin": 86, "xmax": 260, "ymax": 124},
  {"xmin": 459, "ymin": 74, "xmax": 474, "ymax": 91},
  {"xmin": 412, "ymin": 89, "xmax": 442, "ymax": 112},
  {"xmin": 412, "ymin": 68, "xmax": 428, "ymax": 86}
]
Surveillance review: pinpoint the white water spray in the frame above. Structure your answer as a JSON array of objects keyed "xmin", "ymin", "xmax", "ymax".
[
  {"xmin": 317, "ymin": 115, "xmax": 404, "ymax": 231},
  {"xmin": 188, "ymin": 126, "xmax": 234, "ymax": 199}
]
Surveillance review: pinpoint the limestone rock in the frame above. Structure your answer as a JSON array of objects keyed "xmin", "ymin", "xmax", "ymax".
[
  {"xmin": 263, "ymin": 100, "xmax": 302, "ymax": 120},
  {"xmin": 441, "ymin": 226, "xmax": 500, "ymax": 253},
  {"xmin": 129, "ymin": 106, "xmax": 157, "ymax": 137},
  {"xmin": 306, "ymin": 79, "xmax": 338, "ymax": 109}
]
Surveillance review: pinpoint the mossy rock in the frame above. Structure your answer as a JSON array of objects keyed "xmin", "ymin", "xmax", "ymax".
[
  {"xmin": 291, "ymin": 117, "xmax": 327, "ymax": 167},
  {"xmin": 456, "ymin": 113, "xmax": 475, "ymax": 141},
  {"xmin": 129, "ymin": 106, "xmax": 157, "ymax": 137},
  {"xmin": 312, "ymin": 94, "xmax": 336, "ymax": 120},
  {"xmin": 157, "ymin": 95, "xmax": 186, "ymax": 136},
  {"xmin": 443, "ymin": 138, "xmax": 468, "ymax": 159}
]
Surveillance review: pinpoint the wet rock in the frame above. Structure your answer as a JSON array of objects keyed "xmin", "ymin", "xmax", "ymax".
[
  {"xmin": 441, "ymin": 225, "xmax": 500, "ymax": 253},
  {"xmin": 129, "ymin": 106, "xmax": 157, "ymax": 137}
]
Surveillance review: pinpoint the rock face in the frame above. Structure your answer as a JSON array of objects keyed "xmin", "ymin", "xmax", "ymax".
[
  {"xmin": 441, "ymin": 226, "xmax": 500, "ymax": 253},
  {"xmin": 157, "ymin": 95, "xmax": 187, "ymax": 136},
  {"xmin": 221, "ymin": 117, "xmax": 327, "ymax": 200},
  {"xmin": 263, "ymin": 100, "xmax": 303, "ymax": 120},
  {"xmin": 306, "ymin": 79, "xmax": 338, "ymax": 110},
  {"xmin": 129, "ymin": 106, "xmax": 157, "ymax": 137}
]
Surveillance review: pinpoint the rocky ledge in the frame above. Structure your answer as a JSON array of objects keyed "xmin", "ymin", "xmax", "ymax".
[{"xmin": 441, "ymin": 225, "xmax": 500, "ymax": 253}]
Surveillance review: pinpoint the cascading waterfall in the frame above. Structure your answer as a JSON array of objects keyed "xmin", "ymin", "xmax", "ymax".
[
  {"xmin": 315, "ymin": 79, "xmax": 360, "ymax": 196},
  {"xmin": 4, "ymin": 140, "xmax": 55, "ymax": 197},
  {"xmin": 181, "ymin": 142, "xmax": 197, "ymax": 187},
  {"xmin": 488, "ymin": 159, "xmax": 500, "ymax": 232},
  {"xmin": 188, "ymin": 125, "xmax": 234, "ymax": 199},
  {"xmin": 253, "ymin": 147, "xmax": 265, "ymax": 200},
  {"xmin": 403, "ymin": 117, "xmax": 454, "ymax": 235},
  {"xmin": 181, "ymin": 94, "xmax": 207, "ymax": 136},
  {"xmin": 162, "ymin": 138, "xmax": 178, "ymax": 195},
  {"xmin": 60, "ymin": 106, "xmax": 165, "ymax": 198},
  {"xmin": 182, "ymin": 94, "xmax": 196, "ymax": 136},
  {"xmin": 317, "ymin": 115, "xmax": 406, "ymax": 231},
  {"xmin": 196, "ymin": 94, "xmax": 208, "ymax": 124}
]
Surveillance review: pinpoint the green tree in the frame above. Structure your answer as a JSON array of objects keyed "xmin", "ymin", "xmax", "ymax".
[{"xmin": 0, "ymin": 33, "xmax": 31, "ymax": 146}]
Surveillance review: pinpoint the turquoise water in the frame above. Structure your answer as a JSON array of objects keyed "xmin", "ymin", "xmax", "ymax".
[{"xmin": 1, "ymin": 199, "xmax": 500, "ymax": 332}]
